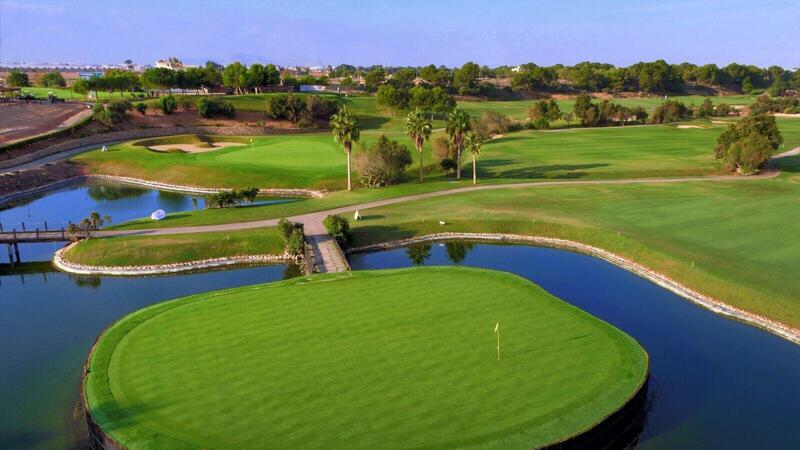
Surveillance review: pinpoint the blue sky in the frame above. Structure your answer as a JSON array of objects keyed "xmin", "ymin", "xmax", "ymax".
[{"xmin": 1, "ymin": 0, "xmax": 798, "ymax": 68}]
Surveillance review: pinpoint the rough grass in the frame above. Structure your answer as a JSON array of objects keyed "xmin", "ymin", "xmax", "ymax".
[
  {"xmin": 64, "ymin": 228, "xmax": 284, "ymax": 266},
  {"xmin": 84, "ymin": 267, "xmax": 647, "ymax": 450}
]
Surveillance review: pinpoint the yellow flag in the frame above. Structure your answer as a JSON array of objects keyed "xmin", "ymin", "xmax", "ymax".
[{"xmin": 494, "ymin": 322, "xmax": 499, "ymax": 333}]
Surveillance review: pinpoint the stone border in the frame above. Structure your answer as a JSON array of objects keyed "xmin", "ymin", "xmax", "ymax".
[
  {"xmin": 349, "ymin": 233, "xmax": 800, "ymax": 345},
  {"xmin": 0, "ymin": 174, "xmax": 324, "ymax": 207},
  {"xmin": 53, "ymin": 241, "xmax": 299, "ymax": 276},
  {"xmin": 87, "ymin": 174, "xmax": 325, "ymax": 198}
]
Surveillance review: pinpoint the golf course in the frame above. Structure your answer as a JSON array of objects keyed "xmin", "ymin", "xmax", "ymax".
[{"xmin": 83, "ymin": 267, "xmax": 648, "ymax": 449}]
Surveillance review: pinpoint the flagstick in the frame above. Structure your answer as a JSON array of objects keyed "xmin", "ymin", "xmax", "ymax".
[{"xmin": 495, "ymin": 322, "xmax": 501, "ymax": 361}]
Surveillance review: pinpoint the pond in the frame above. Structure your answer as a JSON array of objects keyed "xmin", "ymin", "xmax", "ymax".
[
  {"xmin": 349, "ymin": 242, "xmax": 800, "ymax": 450},
  {"xmin": 0, "ymin": 181, "xmax": 296, "ymax": 234},
  {"xmin": 0, "ymin": 259, "xmax": 300, "ymax": 449},
  {"xmin": 2, "ymin": 184, "xmax": 799, "ymax": 449}
]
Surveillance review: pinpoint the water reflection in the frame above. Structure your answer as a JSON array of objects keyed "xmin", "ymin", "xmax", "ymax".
[
  {"xmin": 444, "ymin": 241, "xmax": 474, "ymax": 264},
  {"xmin": 406, "ymin": 243, "xmax": 431, "ymax": 265},
  {"xmin": 86, "ymin": 185, "xmax": 147, "ymax": 202}
]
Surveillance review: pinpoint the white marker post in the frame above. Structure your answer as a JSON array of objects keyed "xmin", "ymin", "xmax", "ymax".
[{"xmin": 494, "ymin": 322, "xmax": 501, "ymax": 361}]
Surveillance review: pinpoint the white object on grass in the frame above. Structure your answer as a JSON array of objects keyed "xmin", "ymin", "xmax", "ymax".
[
  {"xmin": 101, "ymin": 145, "xmax": 107, "ymax": 152},
  {"xmin": 439, "ymin": 220, "xmax": 446, "ymax": 226},
  {"xmin": 150, "ymin": 209, "xmax": 166, "ymax": 221},
  {"xmin": 354, "ymin": 210, "xmax": 361, "ymax": 220}
]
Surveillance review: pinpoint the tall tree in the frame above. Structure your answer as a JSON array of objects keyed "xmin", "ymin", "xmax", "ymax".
[
  {"xmin": 446, "ymin": 108, "xmax": 471, "ymax": 180},
  {"xmin": 330, "ymin": 106, "xmax": 361, "ymax": 190},
  {"xmin": 463, "ymin": 132, "xmax": 482, "ymax": 184},
  {"xmin": 405, "ymin": 108, "xmax": 433, "ymax": 181}
]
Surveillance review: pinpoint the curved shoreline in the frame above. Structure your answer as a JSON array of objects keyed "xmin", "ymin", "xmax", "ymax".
[
  {"xmin": 348, "ymin": 232, "xmax": 800, "ymax": 346},
  {"xmin": 79, "ymin": 267, "xmax": 650, "ymax": 450},
  {"xmin": 53, "ymin": 241, "xmax": 300, "ymax": 276},
  {"xmin": 0, "ymin": 174, "xmax": 324, "ymax": 206}
]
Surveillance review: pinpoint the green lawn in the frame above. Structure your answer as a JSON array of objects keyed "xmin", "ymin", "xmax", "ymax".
[
  {"xmin": 84, "ymin": 267, "xmax": 647, "ymax": 449},
  {"xmin": 348, "ymin": 149, "xmax": 800, "ymax": 328},
  {"xmin": 76, "ymin": 119, "xmax": 736, "ymax": 193},
  {"xmin": 63, "ymin": 227, "xmax": 284, "ymax": 266},
  {"xmin": 19, "ymin": 86, "xmax": 148, "ymax": 101}
]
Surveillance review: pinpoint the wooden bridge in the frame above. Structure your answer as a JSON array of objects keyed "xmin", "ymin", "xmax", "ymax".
[{"xmin": 0, "ymin": 228, "xmax": 74, "ymax": 265}]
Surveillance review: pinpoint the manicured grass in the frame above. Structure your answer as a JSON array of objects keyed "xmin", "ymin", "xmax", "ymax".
[
  {"xmin": 348, "ymin": 150, "xmax": 800, "ymax": 328},
  {"xmin": 76, "ymin": 134, "xmax": 353, "ymax": 190},
  {"xmin": 64, "ymin": 228, "xmax": 283, "ymax": 266},
  {"xmin": 477, "ymin": 120, "xmax": 727, "ymax": 180},
  {"xmin": 19, "ymin": 86, "xmax": 148, "ymax": 101},
  {"xmin": 76, "ymin": 119, "xmax": 732, "ymax": 193},
  {"xmin": 84, "ymin": 267, "xmax": 647, "ymax": 449}
]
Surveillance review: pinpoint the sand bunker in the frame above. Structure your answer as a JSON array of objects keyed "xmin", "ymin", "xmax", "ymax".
[
  {"xmin": 149, "ymin": 141, "xmax": 245, "ymax": 153},
  {"xmin": 677, "ymin": 125, "xmax": 703, "ymax": 129}
]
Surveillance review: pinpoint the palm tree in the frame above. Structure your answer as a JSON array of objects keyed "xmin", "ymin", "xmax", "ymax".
[
  {"xmin": 464, "ymin": 131, "xmax": 482, "ymax": 184},
  {"xmin": 330, "ymin": 106, "xmax": 360, "ymax": 191},
  {"xmin": 405, "ymin": 108, "xmax": 432, "ymax": 181},
  {"xmin": 446, "ymin": 108, "xmax": 471, "ymax": 180}
]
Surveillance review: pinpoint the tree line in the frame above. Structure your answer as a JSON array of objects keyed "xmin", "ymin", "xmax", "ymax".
[{"xmin": 330, "ymin": 60, "xmax": 800, "ymax": 96}]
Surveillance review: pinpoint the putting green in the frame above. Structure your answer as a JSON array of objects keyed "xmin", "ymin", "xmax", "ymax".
[{"xmin": 84, "ymin": 267, "xmax": 647, "ymax": 449}]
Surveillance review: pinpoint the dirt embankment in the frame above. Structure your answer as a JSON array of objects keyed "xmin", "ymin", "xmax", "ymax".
[{"xmin": 0, "ymin": 160, "xmax": 86, "ymax": 196}]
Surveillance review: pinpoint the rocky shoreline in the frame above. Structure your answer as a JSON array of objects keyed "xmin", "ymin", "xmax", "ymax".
[
  {"xmin": 52, "ymin": 241, "xmax": 304, "ymax": 276},
  {"xmin": 348, "ymin": 232, "xmax": 800, "ymax": 346},
  {"xmin": 0, "ymin": 172, "xmax": 324, "ymax": 207}
]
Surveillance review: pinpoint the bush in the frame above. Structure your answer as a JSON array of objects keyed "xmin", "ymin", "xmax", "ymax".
[
  {"xmin": 323, "ymin": 214, "xmax": 351, "ymax": 247},
  {"xmin": 156, "ymin": 95, "xmax": 178, "ymax": 114},
  {"xmin": 530, "ymin": 117, "xmax": 550, "ymax": 129},
  {"xmin": 650, "ymin": 100, "xmax": 690, "ymax": 124},
  {"xmin": 265, "ymin": 94, "xmax": 306, "ymax": 122},
  {"xmin": 472, "ymin": 110, "xmax": 511, "ymax": 141},
  {"xmin": 306, "ymin": 94, "xmax": 339, "ymax": 119},
  {"xmin": 107, "ymin": 99, "xmax": 132, "ymax": 124},
  {"xmin": 198, "ymin": 97, "xmax": 235, "ymax": 118},
  {"xmin": 355, "ymin": 135, "xmax": 413, "ymax": 188},
  {"xmin": 135, "ymin": 102, "xmax": 147, "ymax": 115},
  {"xmin": 528, "ymin": 99, "xmax": 561, "ymax": 122},
  {"xmin": 205, "ymin": 191, "xmax": 238, "ymax": 208},
  {"xmin": 714, "ymin": 114, "xmax": 782, "ymax": 173},
  {"xmin": 440, "ymin": 158, "xmax": 457, "ymax": 174},
  {"xmin": 286, "ymin": 228, "xmax": 306, "ymax": 255},
  {"xmin": 432, "ymin": 136, "xmax": 455, "ymax": 165},
  {"xmin": 278, "ymin": 218, "xmax": 306, "ymax": 255}
]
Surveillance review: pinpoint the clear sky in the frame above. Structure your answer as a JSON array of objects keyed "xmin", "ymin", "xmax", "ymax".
[{"xmin": 1, "ymin": 0, "xmax": 798, "ymax": 68}]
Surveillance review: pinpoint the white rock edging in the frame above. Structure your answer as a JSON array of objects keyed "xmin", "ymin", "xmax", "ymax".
[
  {"xmin": 86, "ymin": 175, "xmax": 325, "ymax": 198},
  {"xmin": 53, "ymin": 241, "xmax": 300, "ymax": 276},
  {"xmin": 349, "ymin": 232, "xmax": 800, "ymax": 346}
]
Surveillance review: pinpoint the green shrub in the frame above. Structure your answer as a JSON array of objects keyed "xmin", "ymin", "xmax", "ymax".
[
  {"xmin": 135, "ymin": 102, "xmax": 147, "ymax": 115},
  {"xmin": 323, "ymin": 214, "xmax": 351, "ymax": 247},
  {"xmin": 286, "ymin": 228, "xmax": 306, "ymax": 255},
  {"xmin": 156, "ymin": 95, "xmax": 178, "ymax": 114},
  {"xmin": 714, "ymin": 114, "xmax": 782, "ymax": 173},
  {"xmin": 198, "ymin": 97, "xmax": 235, "ymax": 119},
  {"xmin": 355, "ymin": 135, "xmax": 413, "ymax": 188},
  {"xmin": 278, "ymin": 218, "xmax": 305, "ymax": 254}
]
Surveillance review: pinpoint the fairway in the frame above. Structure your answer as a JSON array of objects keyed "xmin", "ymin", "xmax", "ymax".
[
  {"xmin": 479, "ymin": 121, "xmax": 727, "ymax": 179},
  {"xmin": 84, "ymin": 267, "xmax": 647, "ymax": 449}
]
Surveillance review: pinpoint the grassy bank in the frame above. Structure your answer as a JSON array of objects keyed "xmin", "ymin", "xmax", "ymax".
[
  {"xmin": 348, "ymin": 153, "xmax": 800, "ymax": 328},
  {"xmin": 63, "ymin": 227, "xmax": 283, "ymax": 266},
  {"xmin": 84, "ymin": 267, "xmax": 647, "ymax": 449}
]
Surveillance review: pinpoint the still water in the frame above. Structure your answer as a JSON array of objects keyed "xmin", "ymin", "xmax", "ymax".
[
  {"xmin": 350, "ymin": 242, "xmax": 800, "ymax": 450},
  {"xmin": 2, "ymin": 185, "xmax": 798, "ymax": 449},
  {"xmin": 0, "ymin": 181, "xmax": 294, "ymax": 234}
]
